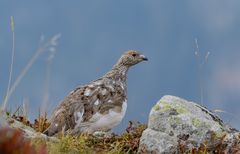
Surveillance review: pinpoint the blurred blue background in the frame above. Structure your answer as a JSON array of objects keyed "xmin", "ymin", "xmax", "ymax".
[{"xmin": 1, "ymin": 0, "xmax": 240, "ymax": 132}]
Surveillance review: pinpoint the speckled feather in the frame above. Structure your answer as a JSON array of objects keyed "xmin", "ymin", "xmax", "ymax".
[{"xmin": 44, "ymin": 50, "xmax": 147, "ymax": 136}]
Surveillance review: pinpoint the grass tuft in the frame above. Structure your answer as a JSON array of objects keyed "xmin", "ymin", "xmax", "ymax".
[{"xmin": 31, "ymin": 121, "xmax": 147, "ymax": 154}]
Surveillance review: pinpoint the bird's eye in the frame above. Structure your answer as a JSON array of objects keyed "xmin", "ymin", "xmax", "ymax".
[{"xmin": 132, "ymin": 53, "xmax": 136, "ymax": 57}]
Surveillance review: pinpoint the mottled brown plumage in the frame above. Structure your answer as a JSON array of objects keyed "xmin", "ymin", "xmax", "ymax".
[{"xmin": 44, "ymin": 50, "xmax": 147, "ymax": 136}]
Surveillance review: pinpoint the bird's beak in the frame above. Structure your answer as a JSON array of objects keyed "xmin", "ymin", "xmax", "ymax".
[{"xmin": 140, "ymin": 54, "xmax": 148, "ymax": 61}]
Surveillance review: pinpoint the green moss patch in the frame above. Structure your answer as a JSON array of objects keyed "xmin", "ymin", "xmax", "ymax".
[{"xmin": 192, "ymin": 118, "xmax": 202, "ymax": 128}]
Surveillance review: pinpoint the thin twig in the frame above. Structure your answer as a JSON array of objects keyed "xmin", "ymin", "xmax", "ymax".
[
  {"xmin": 12, "ymin": 104, "xmax": 22, "ymax": 116},
  {"xmin": 213, "ymin": 109, "xmax": 239, "ymax": 125}
]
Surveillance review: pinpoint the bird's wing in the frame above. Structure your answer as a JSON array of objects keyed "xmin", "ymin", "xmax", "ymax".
[
  {"xmin": 80, "ymin": 78, "xmax": 126, "ymax": 122},
  {"xmin": 70, "ymin": 78, "xmax": 127, "ymax": 134},
  {"xmin": 45, "ymin": 86, "xmax": 86, "ymax": 136}
]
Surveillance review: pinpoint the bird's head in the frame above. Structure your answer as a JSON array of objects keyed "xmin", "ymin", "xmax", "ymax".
[{"xmin": 117, "ymin": 50, "xmax": 148, "ymax": 67}]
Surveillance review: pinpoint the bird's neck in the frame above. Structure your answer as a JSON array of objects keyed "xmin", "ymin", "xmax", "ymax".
[{"xmin": 105, "ymin": 64, "xmax": 129, "ymax": 82}]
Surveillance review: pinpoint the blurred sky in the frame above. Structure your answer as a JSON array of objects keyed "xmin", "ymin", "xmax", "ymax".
[{"xmin": 1, "ymin": 0, "xmax": 240, "ymax": 132}]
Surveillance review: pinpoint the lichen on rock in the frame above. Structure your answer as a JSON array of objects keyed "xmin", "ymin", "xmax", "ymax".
[{"xmin": 138, "ymin": 95, "xmax": 239, "ymax": 154}]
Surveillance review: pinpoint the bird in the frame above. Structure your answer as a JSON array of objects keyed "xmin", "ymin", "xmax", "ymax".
[{"xmin": 44, "ymin": 50, "xmax": 148, "ymax": 136}]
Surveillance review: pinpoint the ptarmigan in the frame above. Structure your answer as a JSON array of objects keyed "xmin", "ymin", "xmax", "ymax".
[{"xmin": 44, "ymin": 50, "xmax": 148, "ymax": 136}]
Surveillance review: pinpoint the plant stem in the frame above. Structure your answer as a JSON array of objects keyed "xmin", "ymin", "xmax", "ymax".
[{"xmin": 2, "ymin": 16, "xmax": 15, "ymax": 111}]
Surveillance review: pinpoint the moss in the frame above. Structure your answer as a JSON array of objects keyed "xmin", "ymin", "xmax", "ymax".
[
  {"xmin": 32, "ymin": 134, "xmax": 92, "ymax": 154},
  {"xmin": 215, "ymin": 131, "xmax": 227, "ymax": 138},
  {"xmin": 159, "ymin": 101, "xmax": 170, "ymax": 106},
  {"xmin": 158, "ymin": 101, "xmax": 189, "ymax": 114},
  {"xmin": 159, "ymin": 101, "xmax": 172, "ymax": 112},
  {"xmin": 153, "ymin": 101, "xmax": 172, "ymax": 112},
  {"xmin": 153, "ymin": 104, "xmax": 160, "ymax": 111},
  {"xmin": 192, "ymin": 118, "xmax": 202, "ymax": 128},
  {"xmin": 176, "ymin": 106, "xmax": 188, "ymax": 114},
  {"xmin": 162, "ymin": 105, "xmax": 172, "ymax": 112}
]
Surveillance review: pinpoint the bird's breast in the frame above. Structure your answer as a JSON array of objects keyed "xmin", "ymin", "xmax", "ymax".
[{"xmin": 85, "ymin": 99, "xmax": 127, "ymax": 132}]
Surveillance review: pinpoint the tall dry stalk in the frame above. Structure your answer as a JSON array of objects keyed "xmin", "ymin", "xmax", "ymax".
[
  {"xmin": 2, "ymin": 16, "xmax": 16, "ymax": 111},
  {"xmin": 194, "ymin": 38, "xmax": 210, "ymax": 105},
  {"xmin": 41, "ymin": 39, "xmax": 58, "ymax": 115},
  {"xmin": 1, "ymin": 29, "xmax": 61, "ymax": 111}
]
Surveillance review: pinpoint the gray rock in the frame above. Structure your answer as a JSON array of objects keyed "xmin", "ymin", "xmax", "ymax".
[
  {"xmin": 138, "ymin": 95, "xmax": 238, "ymax": 154},
  {"xmin": 0, "ymin": 112, "xmax": 8, "ymax": 128},
  {"xmin": 0, "ymin": 111, "xmax": 57, "ymax": 141}
]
